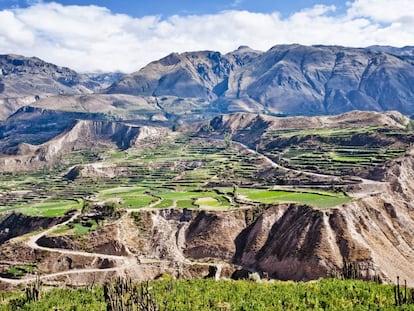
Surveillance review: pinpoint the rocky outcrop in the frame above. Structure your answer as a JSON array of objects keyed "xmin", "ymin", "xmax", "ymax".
[
  {"xmin": 184, "ymin": 210, "xmax": 246, "ymax": 261},
  {"xmin": 64, "ymin": 163, "xmax": 130, "ymax": 180},
  {"xmin": 37, "ymin": 224, "xmax": 129, "ymax": 256},
  {"xmin": 0, "ymin": 106, "xmax": 109, "ymax": 152},
  {"xmin": 0, "ymin": 212, "xmax": 71, "ymax": 244}
]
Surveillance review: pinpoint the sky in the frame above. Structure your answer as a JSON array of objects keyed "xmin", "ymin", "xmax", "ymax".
[{"xmin": 0, "ymin": 0, "xmax": 413, "ymax": 72}]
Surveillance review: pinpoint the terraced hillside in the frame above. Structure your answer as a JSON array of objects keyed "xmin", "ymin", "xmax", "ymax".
[
  {"xmin": 199, "ymin": 111, "xmax": 414, "ymax": 179},
  {"xmin": 0, "ymin": 132, "xmax": 349, "ymax": 215},
  {"xmin": 0, "ymin": 111, "xmax": 414, "ymax": 290}
]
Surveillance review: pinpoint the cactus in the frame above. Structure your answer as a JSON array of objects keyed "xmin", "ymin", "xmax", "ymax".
[
  {"xmin": 25, "ymin": 275, "xmax": 42, "ymax": 303},
  {"xmin": 104, "ymin": 277, "xmax": 159, "ymax": 311},
  {"xmin": 341, "ymin": 261, "xmax": 361, "ymax": 280},
  {"xmin": 394, "ymin": 276, "xmax": 414, "ymax": 306}
]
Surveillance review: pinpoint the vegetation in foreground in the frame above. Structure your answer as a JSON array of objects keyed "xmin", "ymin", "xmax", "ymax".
[{"xmin": 1, "ymin": 278, "xmax": 414, "ymax": 310}]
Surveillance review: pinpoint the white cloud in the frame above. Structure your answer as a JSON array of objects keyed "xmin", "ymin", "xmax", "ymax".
[
  {"xmin": 0, "ymin": 10, "xmax": 35, "ymax": 46},
  {"xmin": 0, "ymin": 1, "xmax": 412, "ymax": 73},
  {"xmin": 348, "ymin": 0, "xmax": 414, "ymax": 23}
]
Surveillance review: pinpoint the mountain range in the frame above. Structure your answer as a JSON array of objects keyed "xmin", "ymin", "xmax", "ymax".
[
  {"xmin": 1, "ymin": 44, "xmax": 414, "ymax": 124},
  {"xmin": 105, "ymin": 44, "xmax": 414, "ymax": 116}
]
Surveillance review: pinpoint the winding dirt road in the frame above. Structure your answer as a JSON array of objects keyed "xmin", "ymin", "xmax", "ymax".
[{"xmin": 0, "ymin": 210, "xmax": 138, "ymax": 285}]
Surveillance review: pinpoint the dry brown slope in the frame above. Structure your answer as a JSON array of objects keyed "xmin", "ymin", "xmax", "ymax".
[
  {"xmin": 0, "ymin": 119, "xmax": 170, "ymax": 172},
  {"xmin": 206, "ymin": 110, "xmax": 408, "ymax": 134}
]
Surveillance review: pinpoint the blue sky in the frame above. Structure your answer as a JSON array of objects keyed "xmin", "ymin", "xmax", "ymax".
[
  {"xmin": 0, "ymin": 0, "xmax": 412, "ymax": 72},
  {"xmin": 1, "ymin": 0, "xmax": 347, "ymax": 17}
]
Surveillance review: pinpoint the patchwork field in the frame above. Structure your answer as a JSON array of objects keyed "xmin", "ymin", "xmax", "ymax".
[{"xmin": 3, "ymin": 122, "xmax": 412, "ymax": 217}]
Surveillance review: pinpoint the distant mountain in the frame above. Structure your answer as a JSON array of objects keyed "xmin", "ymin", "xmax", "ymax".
[
  {"xmin": 2, "ymin": 45, "xmax": 414, "ymax": 122},
  {"xmin": 0, "ymin": 54, "xmax": 101, "ymax": 97},
  {"xmin": 0, "ymin": 54, "xmax": 109, "ymax": 119},
  {"xmin": 82, "ymin": 72, "xmax": 125, "ymax": 90},
  {"xmin": 368, "ymin": 45, "xmax": 414, "ymax": 57},
  {"xmin": 105, "ymin": 45, "xmax": 414, "ymax": 116},
  {"xmin": 105, "ymin": 46, "xmax": 261, "ymax": 100}
]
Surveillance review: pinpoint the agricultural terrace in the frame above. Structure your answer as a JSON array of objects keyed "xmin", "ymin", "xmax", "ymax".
[
  {"xmin": 0, "ymin": 133, "xmax": 356, "ymax": 216},
  {"xmin": 262, "ymin": 125, "xmax": 408, "ymax": 176}
]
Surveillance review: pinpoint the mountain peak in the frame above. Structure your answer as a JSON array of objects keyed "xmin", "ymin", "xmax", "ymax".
[{"xmin": 105, "ymin": 45, "xmax": 414, "ymax": 116}]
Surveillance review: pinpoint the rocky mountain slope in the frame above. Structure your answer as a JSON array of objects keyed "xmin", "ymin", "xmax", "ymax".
[
  {"xmin": 2, "ymin": 45, "xmax": 414, "ymax": 123},
  {"xmin": 195, "ymin": 110, "xmax": 410, "ymax": 149},
  {"xmin": 0, "ymin": 54, "xmax": 97, "ymax": 97},
  {"xmin": 82, "ymin": 72, "xmax": 125, "ymax": 89},
  {"xmin": 0, "ymin": 106, "xmax": 108, "ymax": 152},
  {"xmin": 0, "ymin": 54, "xmax": 109, "ymax": 120},
  {"xmin": 105, "ymin": 46, "xmax": 260, "ymax": 99},
  {"xmin": 106, "ymin": 45, "xmax": 414, "ymax": 116},
  {"xmin": 203, "ymin": 110, "xmax": 409, "ymax": 134},
  {"xmin": 0, "ymin": 119, "xmax": 169, "ymax": 172},
  {"xmin": 369, "ymin": 45, "xmax": 414, "ymax": 57}
]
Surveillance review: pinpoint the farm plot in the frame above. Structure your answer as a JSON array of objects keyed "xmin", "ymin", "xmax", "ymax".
[
  {"xmin": 0, "ymin": 132, "xmax": 356, "ymax": 216},
  {"xmin": 98, "ymin": 186, "xmax": 157, "ymax": 209},
  {"xmin": 237, "ymin": 188, "xmax": 351, "ymax": 208},
  {"xmin": 158, "ymin": 189, "xmax": 231, "ymax": 210},
  {"xmin": 0, "ymin": 198, "xmax": 83, "ymax": 217}
]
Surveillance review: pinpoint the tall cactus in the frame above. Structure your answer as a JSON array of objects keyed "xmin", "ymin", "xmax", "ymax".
[
  {"xmin": 25, "ymin": 275, "xmax": 42, "ymax": 303},
  {"xmin": 393, "ymin": 276, "xmax": 414, "ymax": 306},
  {"xmin": 104, "ymin": 277, "xmax": 159, "ymax": 311}
]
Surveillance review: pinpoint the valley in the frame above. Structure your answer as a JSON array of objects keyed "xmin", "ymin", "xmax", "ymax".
[
  {"xmin": 1, "ymin": 44, "xmax": 414, "ymax": 309},
  {"xmin": 0, "ymin": 110, "xmax": 413, "ymax": 292}
]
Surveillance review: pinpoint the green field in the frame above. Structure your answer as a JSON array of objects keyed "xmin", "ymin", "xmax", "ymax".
[
  {"xmin": 98, "ymin": 187, "xmax": 232, "ymax": 210},
  {"xmin": 0, "ymin": 199, "xmax": 82, "ymax": 217},
  {"xmin": 0, "ymin": 132, "xmax": 375, "ymax": 216},
  {"xmin": 1, "ymin": 278, "xmax": 412, "ymax": 311},
  {"xmin": 265, "ymin": 126, "xmax": 383, "ymax": 139},
  {"xmin": 98, "ymin": 187, "xmax": 157, "ymax": 209},
  {"xmin": 97, "ymin": 186, "xmax": 350, "ymax": 209},
  {"xmin": 50, "ymin": 219, "xmax": 99, "ymax": 236},
  {"xmin": 237, "ymin": 188, "xmax": 351, "ymax": 208}
]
